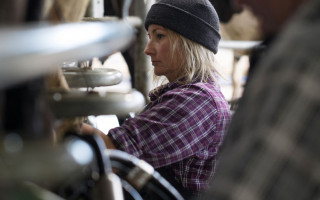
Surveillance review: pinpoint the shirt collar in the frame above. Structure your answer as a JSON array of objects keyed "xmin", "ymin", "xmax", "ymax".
[
  {"xmin": 149, "ymin": 80, "xmax": 181, "ymax": 101},
  {"xmin": 148, "ymin": 76, "xmax": 216, "ymax": 101}
]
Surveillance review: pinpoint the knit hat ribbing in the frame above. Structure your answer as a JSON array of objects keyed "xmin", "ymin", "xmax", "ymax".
[{"xmin": 145, "ymin": 0, "xmax": 221, "ymax": 54}]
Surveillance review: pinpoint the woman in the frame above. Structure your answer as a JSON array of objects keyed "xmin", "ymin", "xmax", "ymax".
[{"xmin": 83, "ymin": 0, "xmax": 231, "ymax": 198}]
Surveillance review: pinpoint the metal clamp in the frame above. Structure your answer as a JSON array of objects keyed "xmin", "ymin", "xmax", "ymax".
[{"xmin": 62, "ymin": 67, "xmax": 123, "ymax": 88}]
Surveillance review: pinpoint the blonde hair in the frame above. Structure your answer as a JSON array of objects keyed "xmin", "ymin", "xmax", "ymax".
[{"xmin": 153, "ymin": 28, "xmax": 220, "ymax": 85}]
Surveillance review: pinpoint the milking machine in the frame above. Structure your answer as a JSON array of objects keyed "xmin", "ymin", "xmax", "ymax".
[{"xmin": 0, "ymin": 0, "xmax": 183, "ymax": 199}]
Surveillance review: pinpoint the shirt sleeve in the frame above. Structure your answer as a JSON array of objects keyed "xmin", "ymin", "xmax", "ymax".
[{"xmin": 108, "ymin": 85, "xmax": 225, "ymax": 168}]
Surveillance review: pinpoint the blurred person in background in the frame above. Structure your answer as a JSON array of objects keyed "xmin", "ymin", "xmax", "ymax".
[{"xmin": 202, "ymin": 0, "xmax": 320, "ymax": 199}]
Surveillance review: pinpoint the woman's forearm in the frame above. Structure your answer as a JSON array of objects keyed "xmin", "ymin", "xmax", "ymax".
[{"xmin": 81, "ymin": 123, "xmax": 117, "ymax": 149}]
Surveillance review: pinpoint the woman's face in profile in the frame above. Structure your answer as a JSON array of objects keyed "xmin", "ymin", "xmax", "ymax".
[{"xmin": 144, "ymin": 24, "xmax": 182, "ymax": 82}]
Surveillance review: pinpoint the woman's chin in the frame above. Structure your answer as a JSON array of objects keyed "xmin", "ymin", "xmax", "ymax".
[{"xmin": 154, "ymin": 70, "xmax": 164, "ymax": 77}]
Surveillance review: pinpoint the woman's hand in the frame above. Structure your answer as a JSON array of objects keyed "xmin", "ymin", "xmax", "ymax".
[{"xmin": 81, "ymin": 123, "xmax": 117, "ymax": 149}]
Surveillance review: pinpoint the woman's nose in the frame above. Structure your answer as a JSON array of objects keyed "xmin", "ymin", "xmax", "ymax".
[{"xmin": 144, "ymin": 40, "xmax": 154, "ymax": 55}]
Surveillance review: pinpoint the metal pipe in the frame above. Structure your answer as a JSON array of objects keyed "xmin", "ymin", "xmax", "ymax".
[
  {"xmin": 46, "ymin": 89, "xmax": 146, "ymax": 118},
  {"xmin": 106, "ymin": 149, "xmax": 184, "ymax": 200},
  {"xmin": 219, "ymin": 40, "xmax": 261, "ymax": 50},
  {"xmin": 0, "ymin": 138, "xmax": 96, "ymax": 185},
  {"xmin": 133, "ymin": 0, "xmax": 153, "ymax": 102},
  {"xmin": 0, "ymin": 21, "xmax": 135, "ymax": 89}
]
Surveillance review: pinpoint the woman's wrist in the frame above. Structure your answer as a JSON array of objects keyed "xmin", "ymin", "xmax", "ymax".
[{"xmin": 81, "ymin": 123, "xmax": 116, "ymax": 149}]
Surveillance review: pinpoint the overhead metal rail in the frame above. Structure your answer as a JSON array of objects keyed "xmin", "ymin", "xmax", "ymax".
[
  {"xmin": 219, "ymin": 40, "xmax": 261, "ymax": 50},
  {"xmin": 83, "ymin": 16, "xmax": 143, "ymax": 28},
  {"xmin": 47, "ymin": 89, "xmax": 146, "ymax": 118},
  {"xmin": 0, "ymin": 21, "xmax": 135, "ymax": 89}
]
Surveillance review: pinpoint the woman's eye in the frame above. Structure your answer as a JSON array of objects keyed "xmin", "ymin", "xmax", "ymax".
[{"xmin": 157, "ymin": 34, "xmax": 164, "ymax": 39}]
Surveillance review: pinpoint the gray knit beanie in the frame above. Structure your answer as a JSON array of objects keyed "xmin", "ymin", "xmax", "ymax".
[{"xmin": 145, "ymin": 0, "xmax": 221, "ymax": 54}]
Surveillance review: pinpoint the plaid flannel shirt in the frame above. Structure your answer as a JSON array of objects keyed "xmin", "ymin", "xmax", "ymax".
[{"xmin": 108, "ymin": 79, "xmax": 231, "ymax": 193}]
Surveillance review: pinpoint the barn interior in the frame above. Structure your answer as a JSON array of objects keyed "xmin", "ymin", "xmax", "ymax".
[{"xmin": 0, "ymin": 0, "xmax": 262, "ymax": 199}]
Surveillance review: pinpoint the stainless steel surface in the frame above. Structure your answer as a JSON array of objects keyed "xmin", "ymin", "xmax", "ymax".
[
  {"xmin": 106, "ymin": 149, "xmax": 154, "ymax": 190},
  {"xmin": 88, "ymin": 0, "xmax": 104, "ymax": 18},
  {"xmin": 62, "ymin": 68, "xmax": 123, "ymax": 88},
  {"xmin": 92, "ymin": 173, "xmax": 124, "ymax": 200},
  {"xmin": 0, "ymin": 21, "xmax": 135, "ymax": 89},
  {"xmin": 0, "ymin": 134, "xmax": 123, "ymax": 199},
  {"xmin": 105, "ymin": 149, "xmax": 184, "ymax": 200},
  {"xmin": 83, "ymin": 16, "xmax": 142, "ymax": 28},
  {"xmin": 0, "ymin": 138, "xmax": 96, "ymax": 185},
  {"xmin": 87, "ymin": 134, "xmax": 124, "ymax": 200},
  {"xmin": 219, "ymin": 40, "xmax": 261, "ymax": 50},
  {"xmin": 122, "ymin": 0, "xmax": 132, "ymax": 18},
  {"xmin": 47, "ymin": 89, "xmax": 146, "ymax": 118},
  {"xmin": 20, "ymin": 183, "xmax": 65, "ymax": 200}
]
